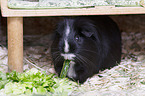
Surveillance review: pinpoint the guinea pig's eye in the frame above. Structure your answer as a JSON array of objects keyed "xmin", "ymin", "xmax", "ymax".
[{"xmin": 75, "ymin": 35, "xmax": 80, "ymax": 42}]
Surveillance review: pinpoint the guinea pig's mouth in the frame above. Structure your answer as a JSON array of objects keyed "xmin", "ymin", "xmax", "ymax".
[{"xmin": 61, "ymin": 53, "xmax": 76, "ymax": 60}]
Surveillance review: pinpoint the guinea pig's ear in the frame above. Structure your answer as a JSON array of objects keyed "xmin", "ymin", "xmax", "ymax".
[
  {"xmin": 81, "ymin": 24, "xmax": 96, "ymax": 37},
  {"xmin": 81, "ymin": 26, "xmax": 101, "ymax": 42},
  {"xmin": 79, "ymin": 19, "xmax": 97, "ymax": 37},
  {"xmin": 81, "ymin": 31, "xmax": 94, "ymax": 37}
]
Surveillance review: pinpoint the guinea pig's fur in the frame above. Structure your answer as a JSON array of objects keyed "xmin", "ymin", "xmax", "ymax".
[{"xmin": 51, "ymin": 16, "xmax": 121, "ymax": 83}]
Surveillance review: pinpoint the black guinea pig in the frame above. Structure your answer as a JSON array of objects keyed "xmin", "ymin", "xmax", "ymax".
[{"xmin": 51, "ymin": 16, "xmax": 121, "ymax": 83}]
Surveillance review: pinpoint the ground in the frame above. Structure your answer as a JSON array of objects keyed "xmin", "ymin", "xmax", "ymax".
[{"xmin": 0, "ymin": 15, "xmax": 145, "ymax": 95}]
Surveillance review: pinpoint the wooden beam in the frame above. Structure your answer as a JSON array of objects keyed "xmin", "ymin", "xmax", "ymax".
[
  {"xmin": 0, "ymin": 0, "xmax": 1, "ymax": 7},
  {"xmin": 7, "ymin": 17, "xmax": 23, "ymax": 73},
  {"xmin": 1, "ymin": 0, "xmax": 145, "ymax": 17}
]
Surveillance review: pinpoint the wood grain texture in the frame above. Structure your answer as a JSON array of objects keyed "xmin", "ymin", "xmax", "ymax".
[{"xmin": 8, "ymin": 17, "xmax": 23, "ymax": 73}]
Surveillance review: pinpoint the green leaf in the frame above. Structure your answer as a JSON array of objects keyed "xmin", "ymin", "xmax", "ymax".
[
  {"xmin": 37, "ymin": 86, "xmax": 47, "ymax": 94},
  {"xmin": 60, "ymin": 60, "xmax": 71, "ymax": 78},
  {"xmin": 0, "ymin": 68, "xmax": 76, "ymax": 96}
]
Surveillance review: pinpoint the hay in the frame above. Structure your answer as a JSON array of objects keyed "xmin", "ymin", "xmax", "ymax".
[
  {"xmin": 0, "ymin": 15, "xmax": 145, "ymax": 95},
  {"xmin": 0, "ymin": 46, "xmax": 8, "ymax": 73},
  {"xmin": 0, "ymin": 31, "xmax": 144, "ymax": 95},
  {"xmin": 72, "ymin": 31, "xmax": 145, "ymax": 95},
  {"xmin": 72, "ymin": 59, "xmax": 145, "ymax": 95}
]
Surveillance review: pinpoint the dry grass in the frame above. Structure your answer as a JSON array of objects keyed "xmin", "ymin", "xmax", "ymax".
[{"xmin": 0, "ymin": 30, "xmax": 145, "ymax": 95}]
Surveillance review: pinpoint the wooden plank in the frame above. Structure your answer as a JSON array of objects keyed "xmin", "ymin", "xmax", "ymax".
[
  {"xmin": 8, "ymin": 17, "xmax": 23, "ymax": 73},
  {"xmin": 0, "ymin": 0, "xmax": 1, "ymax": 7},
  {"xmin": 1, "ymin": 0, "xmax": 145, "ymax": 17}
]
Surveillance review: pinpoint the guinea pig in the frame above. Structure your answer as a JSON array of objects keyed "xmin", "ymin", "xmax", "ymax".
[{"xmin": 51, "ymin": 16, "xmax": 121, "ymax": 83}]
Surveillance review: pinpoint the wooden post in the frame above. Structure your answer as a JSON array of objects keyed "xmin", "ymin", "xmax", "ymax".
[{"xmin": 7, "ymin": 17, "xmax": 23, "ymax": 73}]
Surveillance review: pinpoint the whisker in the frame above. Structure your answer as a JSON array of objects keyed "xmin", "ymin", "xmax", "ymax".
[
  {"xmin": 77, "ymin": 48, "xmax": 98, "ymax": 54},
  {"xmin": 52, "ymin": 51, "xmax": 60, "ymax": 55},
  {"xmin": 77, "ymin": 51, "xmax": 97, "ymax": 60},
  {"xmin": 75, "ymin": 56, "xmax": 88, "ymax": 69},
  {"xmin": 76, "ymin": 54, "xmax": 95, "ymax": 69},
  {"xmin": 53, "ymin": 55, "xmax": 62, "ymax": 65}
]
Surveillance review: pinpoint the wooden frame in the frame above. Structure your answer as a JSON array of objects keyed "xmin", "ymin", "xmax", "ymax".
[
  {"xmin": 7, "ymin": 17, "xmax": 23, "ymax": 73},
  {"xmin": 1, "ymin": 0, "xmax": 145, "ymax": 72},
  {"xmin": 1, "ymin": 0, "xmax": 145, "ymax": 17}
]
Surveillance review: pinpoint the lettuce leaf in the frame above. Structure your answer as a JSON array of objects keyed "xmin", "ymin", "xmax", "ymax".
[{"xmin": 0, "ymin": 68, "xmax": 77, "ymax": 96}]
